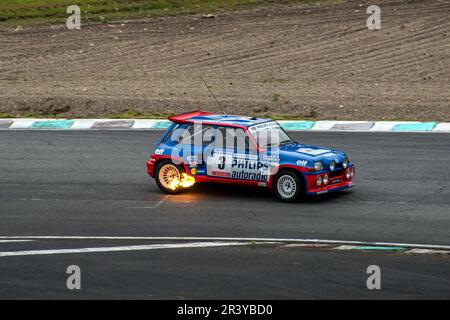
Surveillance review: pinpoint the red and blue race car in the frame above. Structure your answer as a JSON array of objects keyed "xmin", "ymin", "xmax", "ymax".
[{"xmin": 147, "ymin": 111, "xmax": 355, "ymax": 202}]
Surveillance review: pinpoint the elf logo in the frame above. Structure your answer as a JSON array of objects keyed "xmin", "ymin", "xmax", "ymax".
[
  {"xmin": 296, "ymin": 160, "xmax": 308, "ymax": 167},
  {"xmin": 155, "ymin": 148, "xmax": 165, "ymax": 155}
]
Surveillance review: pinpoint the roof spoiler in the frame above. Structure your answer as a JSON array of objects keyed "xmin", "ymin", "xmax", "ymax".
[{"xmin": 168, "ymin": 110, "xmax": 214, "ymax": 123}]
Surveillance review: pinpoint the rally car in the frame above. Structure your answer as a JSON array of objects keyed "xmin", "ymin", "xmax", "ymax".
[{"xmin": 147, "ymin": 111, "xmax": 355, "ymax": 202}]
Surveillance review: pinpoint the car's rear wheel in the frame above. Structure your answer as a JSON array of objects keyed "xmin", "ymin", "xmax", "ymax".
[
  {"xmin": 274, "ymin": 171, "xmax": 303, "ymax": 202},
  {"xmin": 155, "ymin": 160, "xmax": 185, "ymax": 194}
]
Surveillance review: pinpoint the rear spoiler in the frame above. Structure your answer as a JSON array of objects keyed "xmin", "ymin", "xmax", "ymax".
[{"xmin": 168, "ymin": 110, "xmax": 214, "ymax": 124}]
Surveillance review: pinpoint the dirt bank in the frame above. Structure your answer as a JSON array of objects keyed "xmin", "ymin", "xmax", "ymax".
[{"xmin": 0, "ymin": 0, "xmax": 449, "ymax": 120}]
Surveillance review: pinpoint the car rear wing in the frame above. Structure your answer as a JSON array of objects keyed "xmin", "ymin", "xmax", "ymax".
[{"xmin": 168, "ymin": 110, "xmax": 214, "ymax": 124}]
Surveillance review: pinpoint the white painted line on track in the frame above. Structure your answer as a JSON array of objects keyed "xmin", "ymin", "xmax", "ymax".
[
  {"xmin": 335, "ymin": 245, "xmax": 358, "ymax": 250},
  {"xmin": 0, "ymin": 241, "xmax": 256, "ymax": 258},
  {"xmin": 370, "ymin": 122, "xmax": 398, "ymax": 132},
  {"xmin": 310, "ymin": 121, "xmax": 336, "ymax": 131},
  {"xmin": 132, "ymin": 120, "xmax": 158, "ymax": 129},
  {"xmin": 0, "ymin": 240, "xmax": 33, "ymax": 243},
  {"xmin": 432, "ymin": 123, "xmax": 450, "ymax": 132},
  {"xmin": 0, "ymin": 236, "xmax": 449, "ymax": 251},
  {"xmin": 69, "ymin": 119, "xmax": 96, "ymax": 130},
  {"xmin": 406, "ymin": 249, "xmax": 450, "ymax": 254},
  {"xmin": 2, "ymin": 118, "xmax": 449, "ymax": 132},
  {"xmin": 129, "ymin": 195, "xmax": 170, "ymax": 209},
  {"xmin": 8, "ymin": 119, "xmax": 38, "ymax": 129}
]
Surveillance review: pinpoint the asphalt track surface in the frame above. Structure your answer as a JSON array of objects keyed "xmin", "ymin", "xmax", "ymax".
[{"xmin": 0, "ymin": 131, "xmax": 449, "ymax": 299}]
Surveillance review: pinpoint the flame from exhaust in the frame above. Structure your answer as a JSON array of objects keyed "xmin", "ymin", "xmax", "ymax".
[{"xmin": 168, "ymin": 173, "xmax": 196, "ymax": 191}]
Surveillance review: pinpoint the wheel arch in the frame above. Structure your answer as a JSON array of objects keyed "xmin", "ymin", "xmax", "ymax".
[
  {"xmin": 151, "ymin": 155, "xmax": 189, "ymax": 177},
  {"xmin": 271, "ymin": 165, "xmax": 308, "ymax": 193}
]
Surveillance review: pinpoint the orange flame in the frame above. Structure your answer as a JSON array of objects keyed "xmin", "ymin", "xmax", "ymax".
[{"xmin": 168, "ymin": 173, "xmax": 196, "ymax": 191}]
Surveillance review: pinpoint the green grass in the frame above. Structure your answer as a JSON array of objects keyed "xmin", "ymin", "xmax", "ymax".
[
  {"xmin": 0, "ymin": 110, "xmax": 441, "ymax": 122},
  {"xmin": 0, "ymin": 108, "xmax": 318, "ymax": 120},
  {"xmin": 0, "ymin": 112, "xmax": 15, "ymax": 118},
  {"xmin": 266, "ymin": 114, "xmax": 318, "ymax": 121},
  {"xmin": 0, "ymin": 0, "xmax": 303, "ymax": 26}
]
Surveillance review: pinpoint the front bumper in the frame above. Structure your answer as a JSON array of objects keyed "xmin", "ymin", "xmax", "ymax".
[{"xmin": 305, "ymin": 166, "xmax": 355, "ymax": 195}]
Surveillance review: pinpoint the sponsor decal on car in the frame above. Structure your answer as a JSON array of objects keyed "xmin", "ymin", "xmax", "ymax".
[
  {"xmin": 212, "ymin": 171, "xmax": 231, "ymax": 177},
  {"xmin": 206, "ymin": 151, "xmax": 272, "ymax": 182},
  {"xmin": 297, "ymin": 148, "xmax": 330, "ymax": 156},
  {"xmin": 232, "ymin": 159, "xmax": 269, "ymax": 171},
  {"xmin": 196, "ymin": 168, "xmax": 206, "ymax": 175},
  {"xmin": 248, "ymin": 122, "xmax": 279, "ymax": 134},
  {"xmin": 231, "ymin": 170, "xmax": 268, "ymax": 181}
]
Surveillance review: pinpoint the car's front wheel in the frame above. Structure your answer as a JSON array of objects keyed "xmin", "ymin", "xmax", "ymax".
[{"xmin": 274, "ymin": 171, "xmax": 303, "ymax": 202}]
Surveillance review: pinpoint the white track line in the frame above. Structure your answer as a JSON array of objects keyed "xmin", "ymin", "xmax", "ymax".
[
  {"xmin": 335, "ymin": 245, "xmax": 358, "ymax": 250},
  {"xmin": 129, "ymin": 195, "xmax": 170, "ymax": 209},
  {"xmin": 0, "ymin": 236, "xmax": 448, "ymax": 250},
  {"xmin": 0, "ymin": 240, "xmax": 33, "ymax": 243},
  {"xmin": 0, "ymin": 241, "xmax": 255, "ymax": 258},
  {"xmin": 406, "ymin": 249, "xmax": 450, "ymax": 254}
]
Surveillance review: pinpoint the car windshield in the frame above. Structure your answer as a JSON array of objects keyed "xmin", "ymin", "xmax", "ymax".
[{"xmin": 248, "ymin": 121, "xmax": 294, "ymax": 148}]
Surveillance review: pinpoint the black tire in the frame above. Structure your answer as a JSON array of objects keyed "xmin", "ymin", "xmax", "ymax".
[
  {"xmin": 274, "ymin": 170, "xmax": 304, "ymax": 202},
  {"xmin": 154, "ymin": 160, "xmax": 185, "ymax": 194}
]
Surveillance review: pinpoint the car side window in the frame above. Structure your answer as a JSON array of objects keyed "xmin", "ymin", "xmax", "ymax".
[
  {"xmin": 168, "ymin": 124, "xmax": 193, "ymax": 145},
  {"xmin": 170, "ymin": 124, "xmax": 213, "ymax": 146},
  {"xmin": 214, "ymin": 126, "xmax": 256, "ymax": 153},
  {"xmin": 162, "ymin": 124, "xmax": 181, "ymax": 143}
]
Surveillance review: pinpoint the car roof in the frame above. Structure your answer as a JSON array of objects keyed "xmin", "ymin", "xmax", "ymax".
[{"xmin": 168, "ymin": 111, "xmax": 272, "ymax": 128}]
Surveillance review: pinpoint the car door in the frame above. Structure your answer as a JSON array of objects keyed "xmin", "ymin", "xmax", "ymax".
[
  {"xmin": 207, "ymin": 126, "xmax": 260, "ymax": 180},
  {"xmin": 169, "ymin": 123, "xmax": 214, "ymax": 171}
]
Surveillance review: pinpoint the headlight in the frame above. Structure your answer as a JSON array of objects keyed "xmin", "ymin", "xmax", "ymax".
[
  {"xmin": 350, "ymin": 167, "xmax": 355, "ymax": 177},
  {"xmin": 329, "ymin": 160, "xmax": 336, "ymax": 171},
  {"xmin": 343, "ymin": 158, "xmax": 349, "ymax": 169},
  {"xmin": 317, "ymin": 175, "xmax": 323, "ymax": 186},
  {"xmin": 323, "ymin": 174, "xmax": 329, "ymax": 185},
  {"xmin": 346, "ymin": 168, "xmax": 351, "ymax": 179},
  {"xmin": 314, "ymin": 162, "xmax": 324, "ymax": 171}
]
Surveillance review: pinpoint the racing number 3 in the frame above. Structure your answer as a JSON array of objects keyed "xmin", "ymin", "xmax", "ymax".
[
  {"xmin": 218, "ymin": 156, "xmax": 226, "ymax": 170},
  {"xmin": 206, "ymin": 152, "xmax": 232, "ymax": 177}
]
